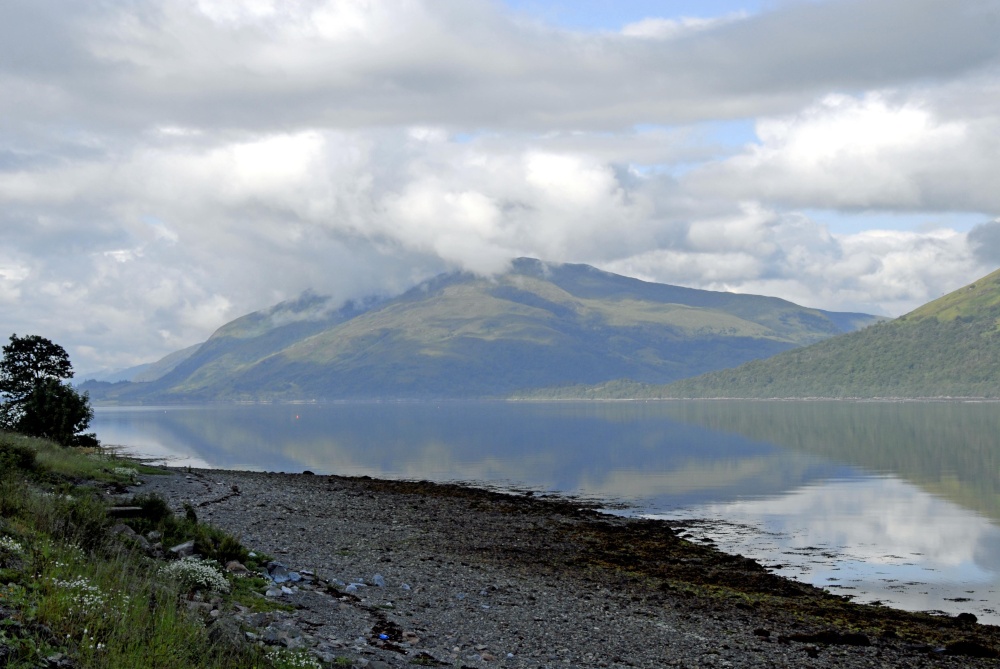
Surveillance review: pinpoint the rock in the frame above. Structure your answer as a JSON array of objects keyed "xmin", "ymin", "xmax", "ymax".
[
  {"xmin": 945, "ymin": 640, "xmax": 999, "ymax": 658},
  {"xmin": 956, "ymin": 612, "xmax": 978, "ymax": 624},
  {"xmin": 110, "ymin": 523, "xmax": 153, "ymax": 553},
  {"xmin": 267, "ymin": 561, "xmax": 291, "ymax": 583},
  {"xmin": 372, "ymin": 573, "xmax": 385, "ymax": 587},
  {"xmin": 226, "ymin": 560, "xmax": 251, "ymax": 575},
  {"xmin": 169, "ymin": 540, "xmax": 196, "ymax": 558},
  {"xmin": 44, "ymin": 653, "xmax": 74, "ymax": 668},
  {"xmin": 184, "ymin": 600, "xmax": 214, "ymax": 614},
  {"xmin": 109, "ymin": 523, "xmax": 137, "ymax": 538},
  {"xmin": 783, "ymin": 630, "xmax": 870, "ymax": 647}
]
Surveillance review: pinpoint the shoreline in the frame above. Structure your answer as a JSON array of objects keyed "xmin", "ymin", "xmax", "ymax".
[{"xmin": 133, "ymin": 467, "xmax": 1000, "ymax": 668}]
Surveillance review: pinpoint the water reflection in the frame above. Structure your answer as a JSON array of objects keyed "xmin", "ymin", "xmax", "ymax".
[
  {"xmin": 656, "ymin": 476, "xmax": 1000, "ymax": 621},
  {"xmin": 658, "ymin": 400, "xmax": 1000, "ymax": 523},
  {"xmin": 93, "ymin": 402, "xmax": 844, "ymax": 508},
  {"xmin": 92, "ymin": 400, "xmax": 1000, "ymax": 622}
]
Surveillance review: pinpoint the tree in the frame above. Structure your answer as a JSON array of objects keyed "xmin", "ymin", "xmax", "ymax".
[{"xmin": 0, "ymin": 334, "xmax": 98, "ymax": 447}]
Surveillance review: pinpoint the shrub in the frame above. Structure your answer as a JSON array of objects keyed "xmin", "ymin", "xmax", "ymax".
[
  {"xmin": 0, "ymin": 433, "xmax": 39, "ymax": 475},
  {"xmin": 159, "ymin": 557, "xmax": 231, "ymax": 594}
]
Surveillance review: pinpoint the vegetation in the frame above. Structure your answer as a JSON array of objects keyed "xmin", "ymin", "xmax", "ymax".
[
  {"xmin": 0, "ymin": 335, "xmax": 97, "ymax": 447},
  {"xmin": 0, "ymin": 432, "xmax": 317, "ymax": 668},
  {"xmin": 532, "ymin": 268, "xmax": 1000, "ymax": 400},
  {"xmin": 81, "ymin": 258, "xmax": 879, "ymax": 402}
]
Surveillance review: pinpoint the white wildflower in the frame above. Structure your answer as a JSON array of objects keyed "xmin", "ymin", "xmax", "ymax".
[
  {"xmin": 0, "ymin": 536, "xmax": 24, "ymax": 555},
  {"xmin": 159, "ymin": 557, "xmax": 231, "ymax": 593},
  {"xmin": 264, "ymin": 648, "xmax": 321, "ymax": 668},
  {"xmin": 51, "ymin": 576, "xmax": 109, "ymax": 614},
  {"xmin": 111, "ymin": 466, "xmax": 139, "ymax": 481}
]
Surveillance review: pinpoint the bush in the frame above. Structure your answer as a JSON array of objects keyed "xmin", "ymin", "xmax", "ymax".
[
  {"xmin": 0, "ymin": 433, "xmax": 39, "ymax": 474},
  {"xmin": 159, "ymin": 557, "xmax": 231, "ymax": 594}
]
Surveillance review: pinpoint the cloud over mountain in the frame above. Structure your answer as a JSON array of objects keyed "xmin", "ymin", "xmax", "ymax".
[{"xmin": 2, "ymin": 0, "xmax": 999, "ymax": 372}]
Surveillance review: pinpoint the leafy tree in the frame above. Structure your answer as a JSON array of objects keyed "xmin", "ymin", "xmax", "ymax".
[{"xmin": 0, "ymin": 334, "xmax": 98, "ymax": 447}]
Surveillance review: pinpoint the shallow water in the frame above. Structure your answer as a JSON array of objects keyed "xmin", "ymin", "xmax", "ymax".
[{"xmin": 92, "ymin": 400, "xmax": 1000, "ymax": 623}]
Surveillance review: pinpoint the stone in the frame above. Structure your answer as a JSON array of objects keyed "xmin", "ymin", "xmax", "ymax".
[
  {"xmin": 226, "ymin": 560, "xmax": 251, "ymax": 575},
  {"xmin": 109, "ymin": 523, "xmax": 137, "ymax": 538},
  {"xmin": 267, "ymin": 561, "xmax": 291, "ymax": 583},
  {"xmin": 169, "ymin": 540, "xmax": 196, "ymax": 558}
]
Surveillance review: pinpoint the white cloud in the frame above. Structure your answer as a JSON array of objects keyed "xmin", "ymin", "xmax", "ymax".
[
  {"xmin": 689, "ymin": 92, "xmax": 1000, "ymax": 211},
  {"xmin": 1, "ymin": 0, "xmax": 999, "ymax": 371},
  {"xmin": 621, "ymin": 14, "xmax": 744, "ymax": 39},
  {"xmin": 603, "ymin": 208, "xmax": 983, "ymax": 316}
]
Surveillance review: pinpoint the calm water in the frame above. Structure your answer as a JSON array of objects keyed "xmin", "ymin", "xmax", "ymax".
[{"xmin": 92, "ymin": 400, "xmax": 1000, "ymax": 624}]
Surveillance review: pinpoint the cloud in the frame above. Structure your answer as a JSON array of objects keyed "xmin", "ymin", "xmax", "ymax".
[
  {"xmin": 602, "ymin": 205, "xmax": 989, "ymax": 316},
  {"xmin": 968, "ymin": 219, "xmax": 1000, "ymax": 266},
  {"xmin": 2, "ymin": 0, "xmax": 998, "ymax": 134},
  {"xmin": 2, "ymin": 0, "xmax": 999, "ymax": 372},
  {"xmin": 688, "ymin": 91, "xmax": 1000, "ymax": 212}
]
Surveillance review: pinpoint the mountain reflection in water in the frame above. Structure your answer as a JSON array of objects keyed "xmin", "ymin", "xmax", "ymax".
[{"xmin": 93, "ymin": 400, "xmax": 1000, "ymax": 622}]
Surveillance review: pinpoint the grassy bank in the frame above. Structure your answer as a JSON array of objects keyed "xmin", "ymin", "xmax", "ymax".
[{"xmin": 0, "ymin": 432, "xmax": 320, "ymax": 669}]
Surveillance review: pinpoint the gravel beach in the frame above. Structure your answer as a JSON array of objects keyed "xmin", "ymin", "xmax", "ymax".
[{"xmin": 132, "ymin": 468, "xmax": 1000, "ymax": 668}]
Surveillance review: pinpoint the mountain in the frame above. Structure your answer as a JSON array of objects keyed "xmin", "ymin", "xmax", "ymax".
[
  {"xmin": 86, "ymin": 258, "xmax": 881, "ymax": 402},
  {"xmin": 79, "ymin": 343, "xmax": 204, "ymax": 383},
  {"xmin": 619, "ymin": 267, "xmax": 1000, "ymax": 399}
]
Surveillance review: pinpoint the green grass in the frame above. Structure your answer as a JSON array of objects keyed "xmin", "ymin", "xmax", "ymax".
[
  {"xmin": 0, "ymin": 431, "xmax": 318, "ymax": 668},
  {"xmin": 906, "ymin": 268, "xmax": 1000, "ymax": 322}
]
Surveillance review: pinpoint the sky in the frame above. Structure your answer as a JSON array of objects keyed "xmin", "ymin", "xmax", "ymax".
[{"xmin": 2, "ymin": 0, "xmax": 1000, "ymax": 375}]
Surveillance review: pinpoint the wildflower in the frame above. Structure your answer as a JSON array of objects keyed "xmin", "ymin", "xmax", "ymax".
[
  {"xmin": 159, "ymin": 557, "xmax": 231, "ymax": 593},
  {"xmin": 264, "ymin": 648, "xmax": 321, "ymax": 668},
  {"xmin": 0, "ymin": 536, "xmax": 24, "ymax": 555},
  {"xmin": 112, "ymin": 466, "xmax": 139, "ymax": 482}
]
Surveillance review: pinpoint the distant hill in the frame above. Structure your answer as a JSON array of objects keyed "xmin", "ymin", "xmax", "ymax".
[
  {"xmin": 84, "ymin": 258, "xmax": 880, "ymax": 402},
  {"xmin": 580, "ymin": 268, "xmax": 1000, "ymax": 400},
  {"xmin": 80, "ymin": 343, "xmax": 204, "ymax": 384}
]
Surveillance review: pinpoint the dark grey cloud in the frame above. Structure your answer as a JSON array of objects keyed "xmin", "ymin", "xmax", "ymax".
[
  {"xmin": 1, "ymin": 0, "xmax": 997, "ymax": 135},
  {"xmin": 968, "ymin": 220, "xmax": 1000, "ymax": 267}
]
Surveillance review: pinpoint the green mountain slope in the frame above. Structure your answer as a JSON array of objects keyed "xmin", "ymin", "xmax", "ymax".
[
  {"xmin": 641, "ymin": 268, "xmax": 1000, "ymax": 399},
  {"xmin": 91, "ymin": 258, "xmax": 880, "ymax": 401}
]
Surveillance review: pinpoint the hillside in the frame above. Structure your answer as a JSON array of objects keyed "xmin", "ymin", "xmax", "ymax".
[
  {"xmin": 86, "ymin": 258, "xmax": 880, "ymax": 401},
  {"xmin": 610, "ymin": 268, "xmax": 1000, "ymax": 399}
]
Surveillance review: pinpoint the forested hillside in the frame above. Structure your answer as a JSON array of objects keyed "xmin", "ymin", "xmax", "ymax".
[{"xmin": 594, "ymin": 268, "xmax": 1000, "ymax": 399}]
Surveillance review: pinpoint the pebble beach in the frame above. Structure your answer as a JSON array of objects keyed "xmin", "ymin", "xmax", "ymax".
[{"xmin": 133, "ymin": 468, "xmax": 1000, "ymax": 669}]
